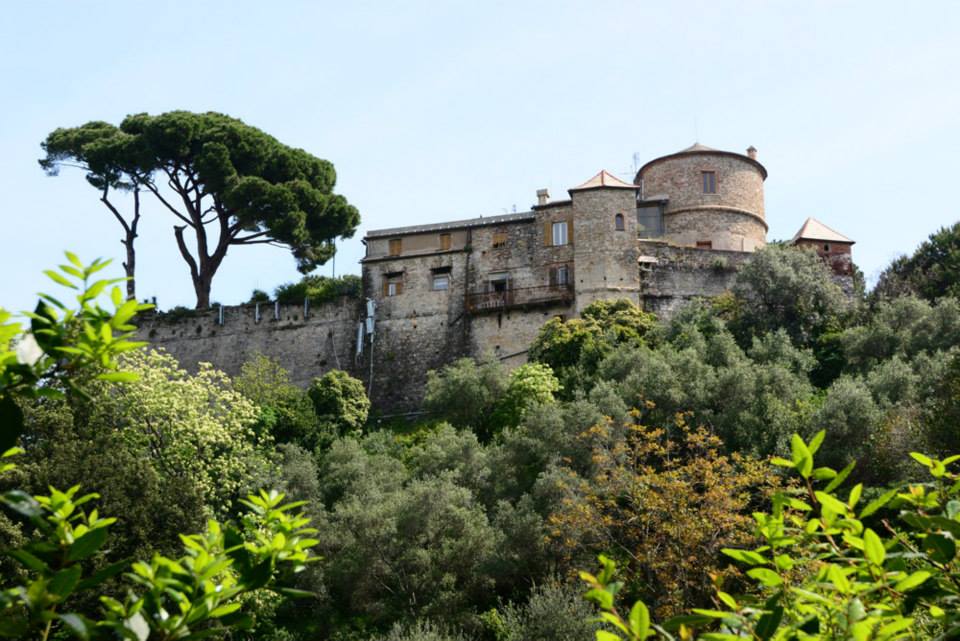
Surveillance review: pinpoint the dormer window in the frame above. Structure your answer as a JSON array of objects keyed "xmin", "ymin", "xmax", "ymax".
[{"xmin": 702, "ymin": 171, "xmax": 717, "ymax": 194}]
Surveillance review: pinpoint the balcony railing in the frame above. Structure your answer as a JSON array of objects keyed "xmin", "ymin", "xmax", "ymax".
[{"xmin": 466, "ymin": 284, "xmax": 573, "ymax": 313}]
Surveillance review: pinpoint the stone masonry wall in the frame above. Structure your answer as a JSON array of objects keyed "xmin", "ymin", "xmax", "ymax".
[
  {"xmin": 138, "ymin": 297, "xmax": 363, "ymax": 388},
  {"xmin": 638, "ymin": 241, "xmax": 751, "ymax": 318}
]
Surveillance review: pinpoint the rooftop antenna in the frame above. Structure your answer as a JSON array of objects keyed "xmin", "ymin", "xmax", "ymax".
[
  {"xmin": 632, "ymin": 152, "xmax": 641, "ymax": 175},
  {"xmin": 694, "ymin": 115, "xmax": 699, "ymax": 143}
]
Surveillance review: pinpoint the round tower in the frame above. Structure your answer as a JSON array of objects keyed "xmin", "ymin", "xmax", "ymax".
[{"xmin": 636, "ymin": 143, "xmax": 767, "ymax": 252}]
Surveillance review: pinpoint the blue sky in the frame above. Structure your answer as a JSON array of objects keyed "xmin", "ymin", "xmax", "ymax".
[{"xmin": 2, "ymin": 1, "xmax": 958, "ymax": 312}]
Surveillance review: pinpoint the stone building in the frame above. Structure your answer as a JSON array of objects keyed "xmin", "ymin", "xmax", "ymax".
[{"xmin": 139, "ymin": 143, "xmax": 856, "ymax": 412}]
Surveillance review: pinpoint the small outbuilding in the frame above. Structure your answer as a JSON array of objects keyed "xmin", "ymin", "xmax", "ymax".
[{"xmin": 791, "ymin": 217, "xmax": 855, "ymax": 275}]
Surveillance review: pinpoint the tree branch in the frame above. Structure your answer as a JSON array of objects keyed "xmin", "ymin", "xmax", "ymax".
[
  {"xmin": 173, "ymin": 225, "xmax": 200, "ymax": 282},
  {"xmin": 143, "ymin": 181, "xmax": 195, "ymax": 227},
  {"xmin": 99, "ymin": 185, "xmax": 131, "ymax": 234}
]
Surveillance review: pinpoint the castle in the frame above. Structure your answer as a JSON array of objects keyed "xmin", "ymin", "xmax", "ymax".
[{"xmin": 140, "ymin": 143, "xmax": 855, "ymax": 412}]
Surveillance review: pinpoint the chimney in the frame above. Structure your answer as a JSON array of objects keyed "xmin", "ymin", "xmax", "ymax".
[
  {"xmin": 536, "ymin": 188, "xmax": 549, "ymax": 206},
  {"xmin": 746, "ymin": 146, "xmax": 758, "ymax": 160}
]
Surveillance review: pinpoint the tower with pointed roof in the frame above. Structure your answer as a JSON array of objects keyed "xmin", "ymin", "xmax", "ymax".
[
  {"xmin": 635, "ymin": 143, "xmax": 768, "ymax": 251},
  {"xmin": 791, "ymin": 217, "xmax": 855, "ymax": 276}
]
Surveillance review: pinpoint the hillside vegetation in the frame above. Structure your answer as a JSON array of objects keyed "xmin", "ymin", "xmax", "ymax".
[{"xmin": 3, "ymin": 225, "xmax": 960, "ymax": 641}]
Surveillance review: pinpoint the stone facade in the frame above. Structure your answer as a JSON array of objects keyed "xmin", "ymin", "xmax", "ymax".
[
  {"xmin": 638, "ymin": 144, "xmax": 767, "ymax": 251},
  {"xmin": 138, "ymin": 144, "xmax": 857, "ymax": 414}
]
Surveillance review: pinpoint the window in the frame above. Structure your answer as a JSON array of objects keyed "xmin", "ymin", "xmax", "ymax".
[
  {"xmin": 702, "ymin": 171, "xmax": 717, "ymax": 194},
  {"xmin": 552, "ymin": 221, "xmax": 568, "ymax": 246},
  {"xmin": 383, "ymin": 272, "xmax": 403, "ymax": 297},
  {"xmin": 492, "ymin": 231, "xmax": 508, "ymax": 248},
  {"xmin": 388, "ymin": 238, "xmax": 402, "ymax": 256},
  {"xmin": 823, "ymin": 243, "xmax": 830, "ymax": 252},
  {"xmin": 549, "ymin": 264, "xmax": 571, "ymax": 287},
  {"xmin": 432, "ymin": 275, "xmax": 449, "ymax": 290},
  {"xmin": 696, "ymin": 240, "xmax": 713, "ymax": 249},
  {"xmin": 615, "ymin": 213, "xmax": 625, "ymax": 231},
  {"xmin": 439, "ymin": 233, "xmax": 451, "ymax": 250}
]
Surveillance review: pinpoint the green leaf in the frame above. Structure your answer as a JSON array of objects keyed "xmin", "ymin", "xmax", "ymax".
[
  {"xmin": 97, "ymin": 371, "xmax": 139, "ymax": 383},
  {"xmin": 815, "ymin": 491, "xmax": 849, "ymax": 515},
  {"xmin": 755, "ymin": 606, "xmax": 784, "ymax": 641},
  {"xmin": 721, "ymin": 548, "xmax": 767, "ymax": 566},
  {"xmin": 2, "ymin": 490, "xmax": 43, "ymax": 520},
  {"xmin": 847, "ymin": 483, "xmax": 863, "ymax": 508},
  {"xmin": 791, "ymin": 434, "xmax": 813, "ymax": 478},
  {"xmin": 910, "ymin": 452, "xmax": 933, "ymax": 467},
  {"xmin": 628, "ymin": 600, "xmax": 650, "ymax": 639},
  {"xmin": 923, "ymin": 533, "xmax": 956, "ymax": 564},
  {"xmin": 0, "ymin": 395, "xmax": 24, "ymax": 452},
  {"xmin": 808, "ymin": 430, "xmax": 826, "ymax": 455},
  {"xmin": 7, "ymin": 548, "xmax": 48, "ymax": 572},
  {"xmin": 823, "ymin": 461, "xmax": 855, "ymax": 493},
  {"xmin": 596, "ymin": 632, "xmax": 622, "ymax": 641},
  {"xmin": 860, "ymin": 487, "xmax": 898, "ymax": 519},
  {"xmin": 770, "ymin": 456, "xmax": 794, "ymax": 468},
  {"xmin": 57, "ymin": 614, "xmax": 89, "ymax": 640},
  {"xmin": 49, "ymin": 565, "xmax": 82, "ymax": 598},
  {"xmin": 65, "ymin": 251, "xmax": 83, "ymax": 269},
  {"xmin": 747, "ymin": 568, "xmax": 783, "ymax": 587},
  {"xmin": 863, "ymin": 528, "xmax": 885, "ymax": 566},
  {"xmin": 76, "ymin": 559, "xmax": 129, "ymax": 591},
  {"xmin": 894, "ymin": 570, "xmax": 931, "ymax": 592},
  {"xmin": 44, "ymin": 270, "xmax": 78, "ymax": 289},
  {"xmin": 67, "ymin": 527, "xmax": 108, "ymax": 561},
  {"xmin": 209, "ymin": 603, "xmax": 242, "ymax": 618}
]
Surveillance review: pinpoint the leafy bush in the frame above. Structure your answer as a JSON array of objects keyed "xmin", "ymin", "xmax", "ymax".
[
  {"xmin": 308, "ymin": 369, "xmax": 370, "ymax": 437},
  {"xmin": 274, "ymin": 274, "xmax": 362, "ymax": 305},
  {"xmin": 582, "ymin": 432, "xmax": 960, "ymax": 640}
]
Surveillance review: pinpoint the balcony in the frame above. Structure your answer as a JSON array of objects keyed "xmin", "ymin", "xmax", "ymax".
[{"xmin": 466, "ymin": 284, "xmax": 574, "ymax": 314}]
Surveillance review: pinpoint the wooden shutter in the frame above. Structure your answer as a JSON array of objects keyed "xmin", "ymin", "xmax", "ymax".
[
  {"xmin": 382, "ymin": 280, "xmax": 389, "ymax": 297},
  {"xmin": 544, "ymin": 222, "xmax": 552, "ymax": 247},
  {"xmin": 567, "ymin": 219, "xmax": 574, "ymax": 245},
  {"xmin": 548, "ymin": 267, "xmax": 557, "ymax": 286},
  {"xmin": 395, "ymin": 281, "xmax": 403, "ymax": 295}
]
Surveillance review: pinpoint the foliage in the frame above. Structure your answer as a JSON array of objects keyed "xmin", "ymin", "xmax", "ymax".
[
  {"xmin": 249, "ymin": 289, "xmax": 271, "ymax": 304},
  {"xmin": 424, "ymin": 357, "xmax": 561, "ymax": 442},
  {"xmin": 0, "ymin": 458, "xmax": 318, "ymax": 641},
  {"xmin": 582, "ymin": 433, "xmax": 960, "ymax": 641},
  {"xmin": 308, "ymin": 370, "xmax": 370, "ymax": 437},
  {"xmin": 528, "ymin": 299, "xmax": 655, "ymax": 394},
  {"xmin": 549, "ymin": 417, "xmax": 774, "ymax": 618},
  {"xmin": 495, "ymin": 580, "xmax": 597, "ymax": 641},
  {"xmin": 874, "ymin": 220, "xmax": 960, "ymax": 302},
  {"xmin": 0, "ymin": 253, "xmax": 150, "ymax": 452},
  {"xmin": 274, "ymin": 274, "xmax": 362, "ymax": 305},
  {"xmin": 235, "ymin": 354, "xmax": 326, "ymax": 450},
  {"xmin": 41, "ymin": 112, "xmax": 360, "ymax": 308},
  {"xmin": 84, "ymin": 349, "xmax": 269, "ymax": 516},
  {"xmin": 730, "ymin": 245, "xmax": 849, "ymax": 348}
]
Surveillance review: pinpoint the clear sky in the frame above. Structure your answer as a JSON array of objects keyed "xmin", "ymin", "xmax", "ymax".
[{"xmin": 2, "ymin": 1, "xmax": 958, "ymax": 312}]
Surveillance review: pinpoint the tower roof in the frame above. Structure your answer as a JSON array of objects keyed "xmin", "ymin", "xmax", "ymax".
[
  {"xmin": 636, "ymin": 143, "xmax": 768, "ymax": 180},
  {"xmin": 791, "ymin": 217, "xmax": 854, "ymax": 244},
  {"xmin": 569, "ymin": 170, "xmax": 638, "ymax": 192},
  {"xmin": 678, "ymin": 142, "xmax": 718, "ymax": 153}
]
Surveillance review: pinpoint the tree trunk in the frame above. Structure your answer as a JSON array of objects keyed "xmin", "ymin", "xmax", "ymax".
[
  {"xmin": 193, "ymin": 275, "xmax": 212, "ymax": 309},
  {"xmin": 123, "ymin": 232, "xmax": 136, "ymax": 301}
]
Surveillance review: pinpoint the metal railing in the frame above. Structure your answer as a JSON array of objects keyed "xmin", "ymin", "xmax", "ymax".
[{"xmin": 466, "ymin": 284, "xmax": 573, "ymax": 313}]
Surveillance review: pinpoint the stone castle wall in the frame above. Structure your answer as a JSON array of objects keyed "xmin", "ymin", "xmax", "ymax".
[
  {"xmin": 640, "ymin": 153, "xmax": 766, "ymax": 251},
  {"xmin": 138, "ymin": 297, "xmax": 363, "ymax": 388},
  {"xmin": 638, "ymin": 241, "xmax": 751, "ymax": 317}
]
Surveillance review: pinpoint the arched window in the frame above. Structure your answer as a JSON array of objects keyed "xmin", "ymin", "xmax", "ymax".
[{"xmin": 615, "ymin": 213, "xmax": 625, "ymax": 231}]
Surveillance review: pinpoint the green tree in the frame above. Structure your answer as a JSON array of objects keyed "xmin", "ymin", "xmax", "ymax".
[
  {"xmin": 39, "ymin": 126, "xmax": 150, "ymax": 299},
  {"xmin": 731, "ymin": 244, "xmax": 849, "ymax": 348},
  {"xmin": 235, "ymin": 354, "xmax": 325, "ymax": 450},
  {"xmin": 41, "ymin": 112, "xmax": 360, "ymax": 308},
  {"xmin": 528, "ymin": 299, "xmax": 655, "ymax": 395},
  {"xmin": 308, "ymin": 370, "xmax": 370, "ymax": 437},
  {"xmin": 874, "ymin": 220, "xmax": 960, "ymax": 302},
  {"xmin": 274, "ymin": 274, "xmax": 362, "ymax": 305}
]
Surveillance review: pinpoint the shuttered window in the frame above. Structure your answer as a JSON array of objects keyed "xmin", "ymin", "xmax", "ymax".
[
  {"xmin": 439, "ymin": 233, "xmax": 451, "ymax": 250},
  {"xmin": 492, "ymin": 231, "xmax": 508, "ymax": 248},
  {"xmin": 389, "ymin": 238, "xmax": 402, "ymax": 256},
  {"xmin": 544, "ymin": 219, "xmax": 573, "ymax": 246},
  {"xmin": 702, "ymin": 171, "xmax": 717, "ymax": 194}
]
